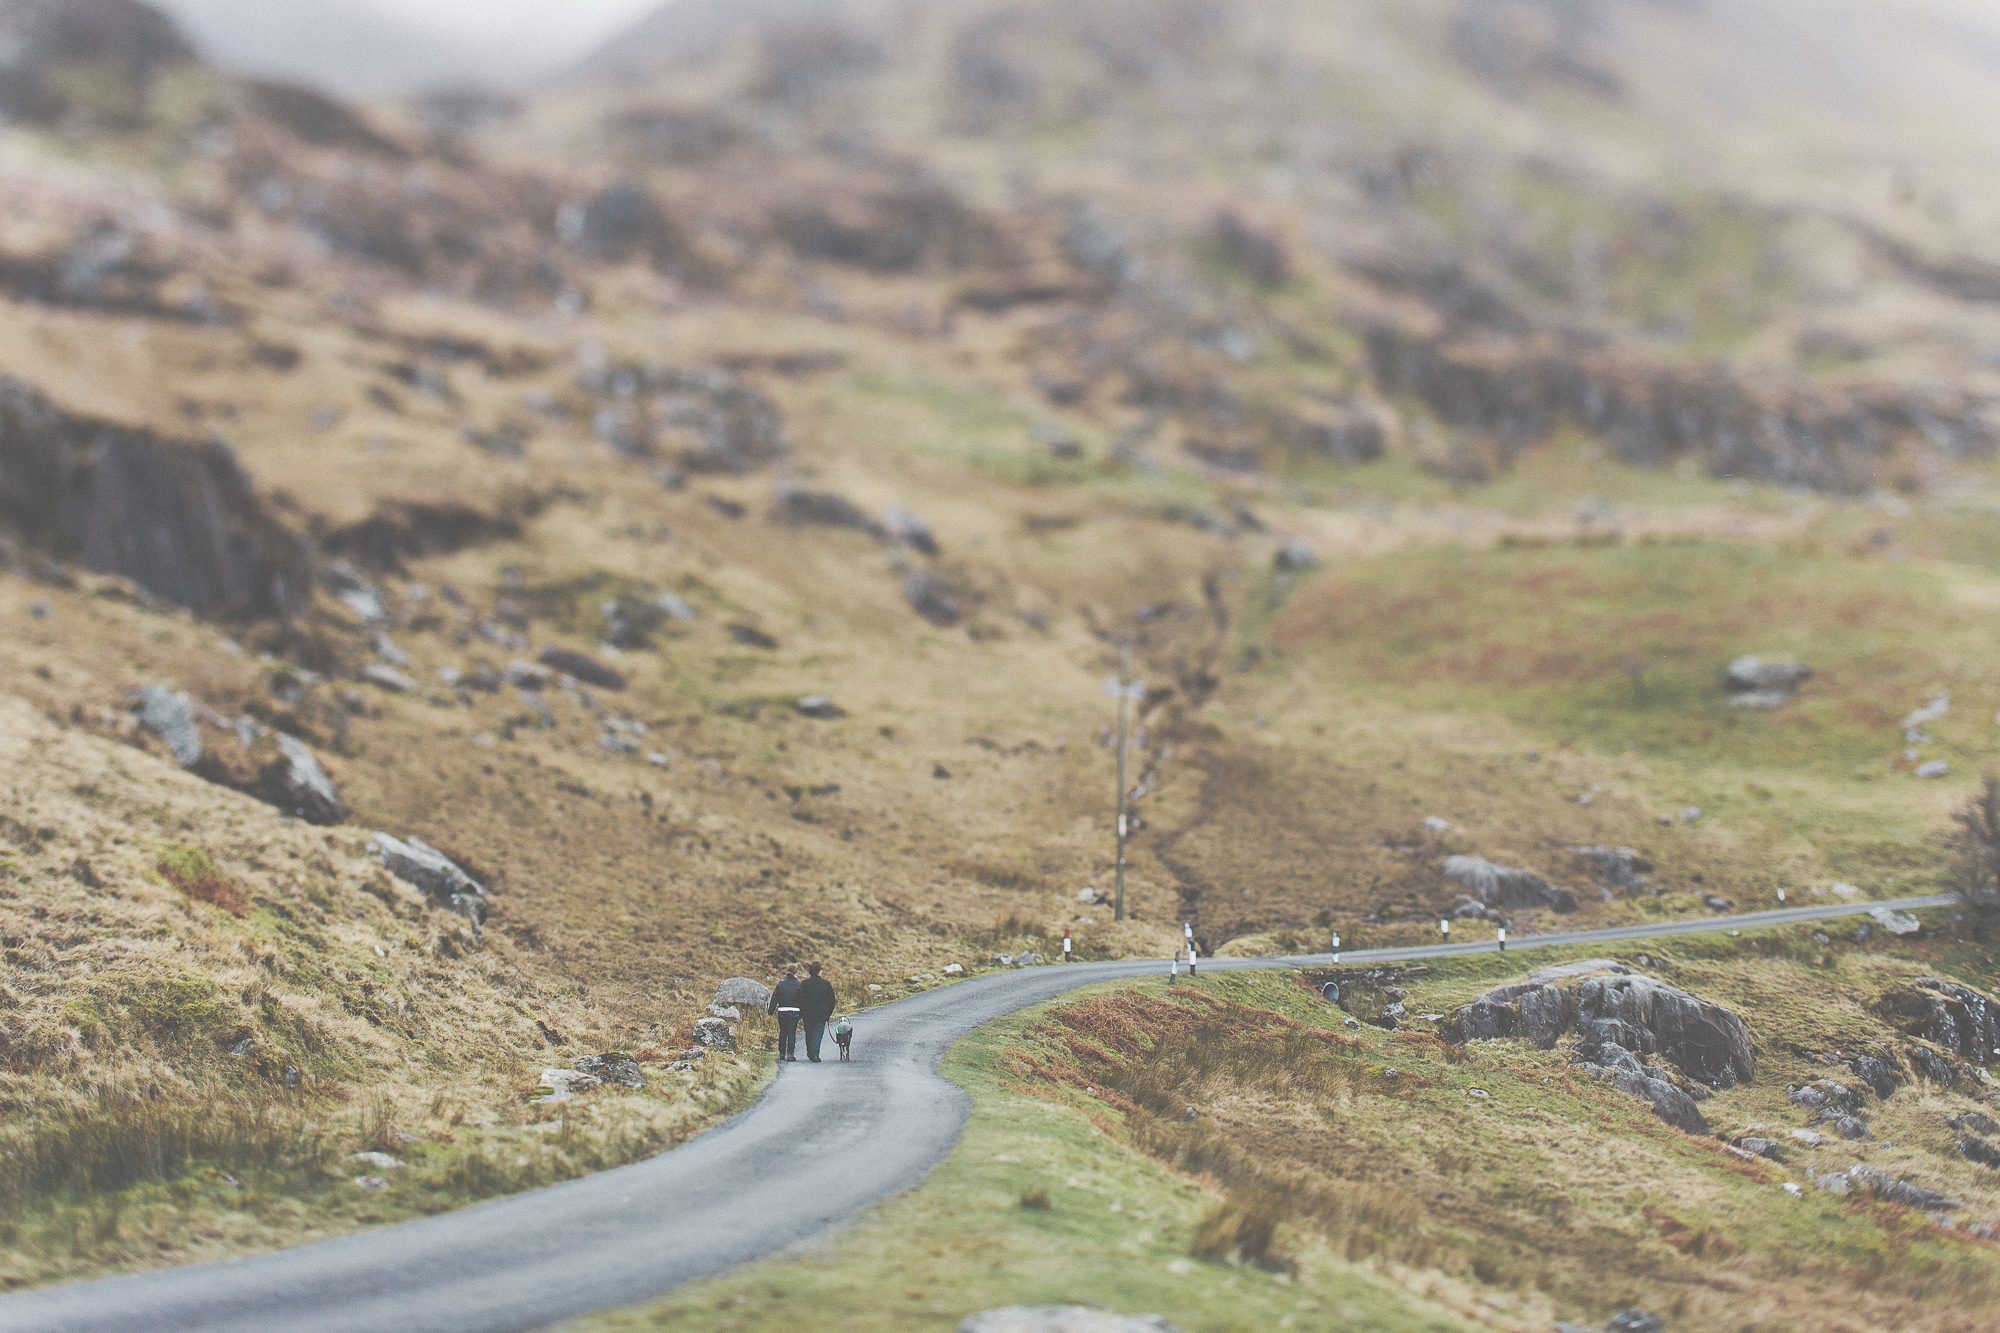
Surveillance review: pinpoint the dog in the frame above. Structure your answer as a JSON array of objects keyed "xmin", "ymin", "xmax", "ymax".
[{"xmin": 833, "ymin": 1018, "xmax": 854, "ymax": 1061}]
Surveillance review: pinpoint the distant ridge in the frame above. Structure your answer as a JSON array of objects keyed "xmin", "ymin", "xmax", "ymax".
[
  {"xmin": 568, "ymin": 0, "xmax": 840, "ymax": 82},
  {"xmin": 151, "ymin": 0, "xmax": 486, "ymax": 96}
]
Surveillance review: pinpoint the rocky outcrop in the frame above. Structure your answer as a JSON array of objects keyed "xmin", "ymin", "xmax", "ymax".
[
  {"xmin": 254, "ymin": 733, "xmax": 345, "ymax": 825},
  {"xmin": 1847, "ymin": 1165, "xmax": 1962, "ymax": 1212},
  {"xmin": 1362, "ymin": 322, "xmax": 1998, "ymax": 493},
  {"xmin": 134, "ymin": 684, "xmax": 203, "ymax": 768},
  {"xmin": 539, "ymin": 646, "xmax": 627, "ymax": 691},
  {"xmin": 0, "ymin": 378, "xmax": 310, "ymax": 619},
  {"xmin": 573, "ymin": 1052, "xmax": 646, "ymax": 1089},
  {"xmin": 1443, "ymin": 960, "xmax": 1754, "ymax": 1130},
  {"xmin": 1571, "ymin": 974, "xmax": 1756, "ymax": 1088},
  {"xmin": 1442, "ymin": 855, "xmax": 1577, "ymax": 913},
  {"xmin": 1568, "ymin": 846, "xmax": 1651, "ymax": 893},
  {"xmin": 1875, "ymin": 977, "xmax": 2000, "ymax": 1066},
  {"xmin": 369, "ymin": 833, "xmax": 488, "ymax": 937}
]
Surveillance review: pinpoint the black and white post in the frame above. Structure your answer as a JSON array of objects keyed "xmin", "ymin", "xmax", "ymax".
[{"xmin": 1184, "ymin": 921, "xmax": 1198, "ymax": 977}]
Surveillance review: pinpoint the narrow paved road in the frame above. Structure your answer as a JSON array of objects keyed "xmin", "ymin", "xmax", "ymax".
[{"xmin": 0, "ymin": 893, "xmax": 1956, "ymax": 1333}]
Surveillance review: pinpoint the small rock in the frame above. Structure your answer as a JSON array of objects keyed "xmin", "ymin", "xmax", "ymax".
[
  {"xmin": 1828, "ymin": 881, "xmax": 1861, "ymax": 898},
  {"xmin": 1868, "ymin": 906, "xmax": 1922, "ymax": 935},
  {"xmin": 1848, "ymin": 1164, "xmax": 1961, "ymax": 1211},
  {"xmin": 574, "ymin": 1052, "xmax": 646, "ymax": 1089},
  {"xmin": 1703, "ymin": 895, "xmax": 1734, "ymax": 912},
  {"xmin": 1959, "ymin": 1135, "xmax": 2000, "ymax": 1169},
  {"xmin": 353, "ymin": 1176, "xmax": 389, "ymax": 1191},
  {"xmin": 1833, "ymin": 1116, "xmax": 1872, "ymax": 1140},
  {"xmin": 371, "ymin": 632, "xmax": 411, "ymax": 667},
  {"xmin": 1816, "ymin": 1172, "xmax": 1851, "ymax": 1195},
  {"xmin": 707, "ymin": 1004, "xmax": 742, "ymax": 1020},
  {"xmin": 1015, "ymin": 952, "xmax": 1045, "ymax": 965},
  {"xmin": 532, "ymin": 1069, "xmax": 599, "ymax": 1102},
  {"xmin": 1903, "ymin": 691, "xmax": 1951, "ymax": 731},
  {"xmin": 1569, "ymin": 846, "xmax": 1653, "ymax": 891},
  {"xmin": 1725, "ymin": 656, "xmax": 1812, "ymax": 707},
  {"xmin": 957, "ymin": 1307, "xmax": 1185, "ymax": 1333},
  {"xmin": 692, "ymin": 1016, "xmax": 733, "ymax": 1048},
  {"xmin": 1680, "ymin": 807, "xmax": 1702, "ymax": 822},
  {"xmin": 135, "ymin": 684, "xmax": 202, "ymax": 767},
  {"xmin": 1737, "ymin": 1136, "xmax": 1782, "ymax": 1160},
  {"xmin": 794, "ymin": 695, "xmax": 845, "ymax": 719},
  {"xmin": 1442, "ymin": 855, "xmax": 1577, "ymax": 913},
  {"xmin": 882, "ymin": 507, "xmax": 940, "ymax": 556},
  {"xmin": 255, "ymin": 732, "xmax": 345, "ymax": 825},
  {"xmin": 1782, "ymin": 1181, "xmax": 1802, "ymax": 1196},
  {"xmin": 1272, "ymin": 538, "xmax": 1319, "ymax": 572},
  {"xmin": 1422, "ymin": 815, "xmax": 1452, "ymax": 833},
  {"xmin": 539, "ymin": 645, "xmax": 627, "ymax": 691},
  {"xmin": 1790, "ymin": 1128, "xmax": 1823, "ymax": 1146},
  {"xmin": 715, "ymin": 977, "xmax": 772, "ymax": 1008},
  {"xmin": 904, "ymin": 571, "xmax": 961, "ymax": 627},
  {"xmin": 1916, "ymin": 760, "xmax": 1952, "ymax": 779},
  {"xmin": 344, "ymin": 1151, "xmax": 405, "ymax": 1170},
  {"xmin": 1604, "ymin": 1310, "xmax": 1666, "ymax": 1333},
  {"xmin": 360, "ymin": 663, "xmax": 417, "ymax": 694},
  {"xmin": 943, "ymin": 963, "xmax": 965, "ymax": 975},
  {"xmin": 367, "ymin": 833, "xmax": 486, "ymax": 937}
]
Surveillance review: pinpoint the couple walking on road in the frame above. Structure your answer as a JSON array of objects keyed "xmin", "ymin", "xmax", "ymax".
[{"xmin": 767, "ymin": 962, "xmax": 837, "ymax": 1061}]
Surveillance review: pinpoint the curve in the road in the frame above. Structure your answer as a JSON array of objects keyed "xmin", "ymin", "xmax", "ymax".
[{"xmin": 0, "ymin": 892, "xmax": 1957, "ymax": 1333}]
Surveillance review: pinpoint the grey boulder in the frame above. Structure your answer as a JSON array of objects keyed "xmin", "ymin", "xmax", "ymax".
[
  {"xmin": 136, "ymin": 684, "xmax": 202, "ymax": 767},
  {"xmin": 958, "ymin": 1309, "xmax": 1184, "ymax": 1333},
  {"xmin": 692, "ymin": 1016, "xmax": 734, "ymax": 1048},
  {"xmin": 255, "ymin": 732, "xmax": 345, "ymax": 825},
  {"xmin": 904, "ymin": 571, "xmax": 961, "ymax": 627},
  {"xmin": 574, "ymin": 1053, "xmax": 646, "ymax": 1090},
  {"xmin": 1959, "ymin": 1135, "xmax": 2000, "ymax": 1169},
  {"xmin": 1568, "ymin": 846, "xmax": 1652, "ymax": 892},
  {"xmin": 1725, "ymin": 656, "xmax": 1811, "ymax": 708},
  {"xmin": 1571, "ymin": 973, "xmax": 1756, "ymax": 1088},
  {"xmin": 368, "ymin": 833, "xmax": 487, "ymax": 933},
  {"xmin": 1442, "ymin": 855, "xmax": 1577, "ymax": 913},
  {"xmin": 1847, "ymin": 1165, "xmax": 1960, "ymax": 1212},
  {"xmin": 714, "ymin": 977, "xmax": 772, "ymax": 1009}
]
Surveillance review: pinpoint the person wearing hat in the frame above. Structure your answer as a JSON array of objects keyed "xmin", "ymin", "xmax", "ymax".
[{"xmin": 799, "ymin": 961, "xmax": 837, "ymax": 1063}]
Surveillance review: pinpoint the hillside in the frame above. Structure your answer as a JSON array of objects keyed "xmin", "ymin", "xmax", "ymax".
[{"xmin": 2, "ymin": 0, "xmax": 2000, "ymax": 1326}]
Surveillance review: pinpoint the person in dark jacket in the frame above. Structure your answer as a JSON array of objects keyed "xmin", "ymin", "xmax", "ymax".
[
  {"xmin": 767, "ymin": 964, "xmax": 803, "ymax": 1061},
  {"xmin": 799, "ymin": 961, "xmax": 837, "ymax": 1063}
]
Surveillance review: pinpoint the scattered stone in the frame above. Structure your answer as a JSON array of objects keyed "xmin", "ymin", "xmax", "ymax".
[
  {"xmin": 881, "ymin": 507, "xmax": 939, "ymax": 556},
  {"xmin": 574, "ymin": 1052, "xmax": 646, "ymax": 1089},
  {"xmin": 1725, "ymin": 656, "xmax": 1811, "ymax": 708},
  {"xmin": 360, "ymin": 663, "xmax": 417, "ymax": 694},
  {"xmin": 254, "ymin": 732, "xmax": 345, "ymax": 825},
  {"xmin": 1815, "ymin": 1172, "xmax": 1851, "ymax": 1196},
  {"xmin": 957, "ymin": 1307, "xmax": 1184, "ymax": 1333},
  {"xmin": 1790, "ymin": 1128, "xmax": 1823, "ymax": 1146},
  {"xmin": 1844, "ymin": 1052, "xmax": 1901, "ymax": 1098},
  {"xmin": 532, "ymin": 1069, "xmax": 600, "ymax": 1101},
  {"xmin": 1959, "ymin": 1135, "xmax": 2000, "ymax": 1168},
  {"xmin": 367, "ymin": 833, "xmax": 486, "ymax": 935},
  {"xmin": 1916, "ymin": 760, "xmax": 1952, "ymax": 779},
  {"xmin": 1903, "ymin": 691, "xmax": 1951, "ymax": 734},
  {"xmin": 1272, "ymin": 538, "xmax": 1319, "ymax": 572},
  {"xmin": 1568, "ymin": 846, "xmax": 1652, "ymax": 892},
  {"xmin": 1869, "ymin": 906, "xmax": 1922, "ymax": 935},
  {"xmin": 1015, "ymin": 952, "xmax": 1046, "ymax": 965},
  {"xmin": 343, "ymin": 1152, "xmax": 405, "ymax": 1170},
  {"xmin": 1604, "ymin": 1311, "xmax": 1666, "ymax": 1333},
  {"xmin": 904, "ymin": 571, "xmax": 961, "ymax": 627},
  {"xmin": 1703, "ymin": 895, "xmax": 1734, "ymax": 912},
  {"xmin": 943, "ymin": 963, "xmax": 965, "ymax": 975},
  {"xmin": 1876, "ymin": 977, "xmax": 2000, "ymax": 1065},
  {"xmin": 794, "ymin": 695, "xmax": 845, "ymax": 719},
  {"xmin": 774, "ymin": 487, "xmax": 876, "ymax": 532},
  {"xmin": 135, "ymin": 683, "xmax": 201, "ymax": 767},
  {"xmin": 1833, "ymin": 1115, "xmax": 1872, "ymax": 1140},
  {"xmin": 715, "ymin": 976, "xmax": 773, "ymax": 1009},
  {"xmin": 1582, "ymin": 1043, "xmax": 1711, "ymax": 1134},
  {"xmin": 1848, "ymin": 1165, "xmax": 1961, "ymax": 1211},
  {"xmin": 354, "ymin": 1176, "xmax": 389, "ymax": 1191},
  {"xmin": 1423, "ymin": 816, "xmax": 1452, "ymax": 833},
  {"xmin": 1788, "ymin": 1079, "xmax": 1863, "ymax": 1115},
  {"xmin": 1680, "ymin": 807, "xmax": 1701, "ymax": 822},
  {"xmin": 1441, "ymin": 855, "xmax": 1577, "ymax": 913},
  {"xmin": 707, "ymin": 1004, "xmax": 742, "ymax": 1020},
  {"xmin": 692, "ymin": 1016, "xmax": 734, "ymax": 1048},
  {"xmin": 539, "ymin": 645, "xmax": 627, "ymax": 691},
  {"xmin": 1951, "ymin": 1111, "xmax": 2000, "ymax": 1136},
  {"xmin": 1737, "ymin": 1136, "xmax": 1782, "ymax": 1160},
  {"xmin": 1828, "ymin": 881, "xmax": 1861, "ymax": 898}
]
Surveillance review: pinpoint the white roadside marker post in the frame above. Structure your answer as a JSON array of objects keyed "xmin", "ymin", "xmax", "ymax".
[
  {"xmin": 1168, "ymin": 948, "xmax": 1179, "ymax": 986},
  {"xmin": 1184, "ymin": 921, "xmax": 1198, "ymax": 978},
  {"xmin": 1332, "ymin": 929, "xmax": 1341, "ymax": 963},
  {"xmin": 1777, "ymin": 887, "xmax": 1786, "ymax": 904},
  {"xmin": 1063, "ymin": 928, "xmax": 1073, "ymax": 963},
  {"xmin": 1498, "ymin": 926, "xmax": 1507, "ymax": 953},
  {"xmin": 1441, "ymin": 918, "xmax": 1450, "ymax": 945}
]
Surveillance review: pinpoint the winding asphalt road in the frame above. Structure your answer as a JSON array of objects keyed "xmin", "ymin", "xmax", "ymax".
[{"xmin": 0, "ymin": 892, "xmax": 1956, "ymax": 1333}]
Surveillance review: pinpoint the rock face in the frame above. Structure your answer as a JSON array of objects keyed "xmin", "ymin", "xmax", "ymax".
[
  {"xmin": 1570, "ymin": 974, "xmax": 1756, "ymax": 1088},
  {"xmin": 368, "ymin": 833, "xmax": 487, "ymax": 934},
  {"xmin": 573, "ymin": 1052, "xmax": 646, "ymax": 1089},
  {"xmin": 1568, "ymin": 846, "xmax": 1652, "ymax": 893},
  {"xmin": 1443, "ymin": 961, "xmax": 1754, "ymax": 1131},
  {"xmin": 1725, "ymin": 656, "xmax": 1812, "ymax": 709},
  {"xmin": 135, "ymin": 683, "xmax": 202, "ymax": 767},
  {"xmin": 958, "ymin": 1308, "xmax": 1185, "ymax": 1333},
  {"xmin": 1442, "ymin": 855, "xmax": 1577, "ymax": 913},
  {"xmin": 1876, "ymin": 977, "xmax": 2000, "ymax": 1065},
  {"xmin": 0, "ymin": 377, "xmax": 310, "ymax": 619},
  {"xmin": 714, "ymin": 976, "xmax": 772, "ymax": 1009},
  {"xmin": 538, "ymin": 645, "xmax": 628, "ymax": 691},
  {"xmin": 1847, "ymin": 1165, "xmax": 1961, "ymax": 1211},
  {"xmin": 255, "ymin": 733, "xmax": 345, "ymax": 825}
]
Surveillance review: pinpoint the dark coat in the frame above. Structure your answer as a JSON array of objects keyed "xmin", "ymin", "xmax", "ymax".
[
  {"xmin": 800, "ymin": 975, "xmax": 836, "ymax": 1023},
  {"xmin": 768, "ymin": 976, "xmax": 803, "ymax": 1014}
]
